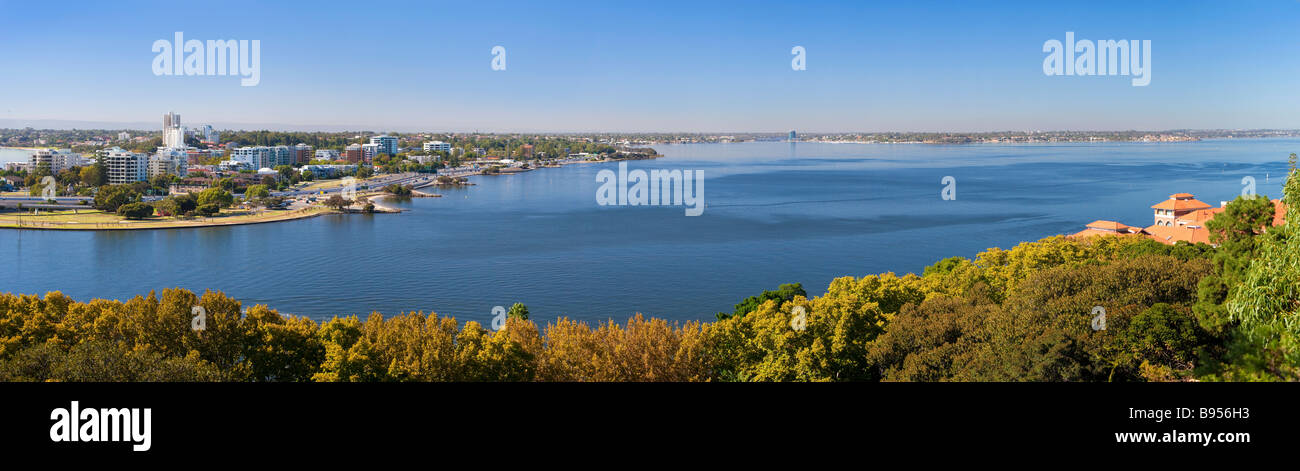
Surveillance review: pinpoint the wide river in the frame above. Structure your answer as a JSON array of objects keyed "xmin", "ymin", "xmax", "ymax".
[{"xmin": 1, "ymin": 140, "xmax": 1293, "ymax": 325}]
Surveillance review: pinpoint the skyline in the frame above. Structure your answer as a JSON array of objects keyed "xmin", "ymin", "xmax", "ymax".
[{"xmin": 2, "ymin": 0, "xmax": 1299, "ymax": 132}]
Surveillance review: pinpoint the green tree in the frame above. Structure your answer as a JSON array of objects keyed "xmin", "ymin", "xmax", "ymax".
[
  {"xmin": 716, "ymin": 283, "xmax": 807, "ymax": 320},
  {"xmin": 244, "ymin": 184, "xmax": 270, "ymax": 199},
  {"xmin": 323, "ymin": 195, "xmax": 351, "ymax": 211},
  {"xmin": 197, "ymin": 188, "xmax": 234, "ymax": 208},
  {"xmin": 116, "ymin": 202, "xmax": 154, "ymax": 219},
  {"xmin": 507, "ymin": 303, "xmax": 529, "ymax": 321},
  {"xmin": 195, "ymin": 203, "xmax": 220, "ymax": 216},
  {"xmin": 92, "ymin": 184, "xmax": 139, "ymax": 212},
  {"xmin": 1206, "ymin": 195, "xmax": 1276, "ymax": 284},
  {"xmin": 79, "ymin": 164, "xmax": 107, "ymax": 187}
]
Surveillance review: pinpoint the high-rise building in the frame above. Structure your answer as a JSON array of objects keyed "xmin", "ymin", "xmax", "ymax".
[
  {"xmin": 369, "ymin": 135, "xmax": 398, "ymax": 156},
  {"xmin": 103, "ymin": 147, "xmax": 148, "ymax": 184},
  {"xmin": 788, "ymin": 130, "xmax": 797, "ymax": 142},
  {"xmin": 163, "ymin": 112, "xmax": 186, "ymax": 148},
  {"xmin": 291, "ymin": 143, "xmax": 313, "ymax": 165},
  {"xmin": 202, "ymin": 125, "xmax": 216, "ymax": 144}
]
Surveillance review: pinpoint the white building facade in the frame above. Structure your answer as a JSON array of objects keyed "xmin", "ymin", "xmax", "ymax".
[{"xmin": 103, "ymin": 147, "xmax": 148, "ymax": 184}]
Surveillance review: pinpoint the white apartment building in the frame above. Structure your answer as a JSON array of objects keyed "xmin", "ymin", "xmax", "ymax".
[
  {"xmin": 423, "ymin": 141, "xmax": 451, "ymax": 152},
  {"xmin": 29, "ymin": 149, "xmax": 88, "ymax": 173},
  {"xmin": 103, "ymin": 147, "xmax": 148, "ymax": 184},
  {"xmin": 163, "ymin": 112, "xmax": 185, "ymax": 148},
  {"xmin": 361, "ymin": 143, "xmax": 381, "ymax": 162},
  {"xmin": 147, "ymin": 148, "xmax": 188, "ymax": 179},
  {"xmin": 315, "ymin": 149, "xmax": 340, "ymax": 160},
  {"xmin": 232, "ymin": 146, "xmax": 292, "ymax": 169}
]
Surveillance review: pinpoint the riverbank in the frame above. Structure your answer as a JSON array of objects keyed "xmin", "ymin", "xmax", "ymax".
[
  {"xmin": 0, "ymin": 206, "xmax": 338, "ymax": 230},
  {"xmin": 355, "ymin": 190, "xmax": 440, "ymax": 213}
]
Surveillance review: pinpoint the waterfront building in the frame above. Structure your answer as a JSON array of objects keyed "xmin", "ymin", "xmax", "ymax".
[
  {"xmin": 1070, "ymin": 193, "xmax": 1287, "ymax": 246},
  {"xmin": 301, "ymin": 164, "xmax": 357, "ymax": 179},
  {"xmin": 29, "ymin": 149, "xmax": 87, "ymax": 174},
  {"xmin": 370, "ymin": 135, "xmax": 398, "ymax": 156},
  {"xmin": 103, "ymin": 147, "xmax": 148, "ymax": 184}
]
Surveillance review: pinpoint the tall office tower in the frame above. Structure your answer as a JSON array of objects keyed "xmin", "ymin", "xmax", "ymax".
[{"xmin": 163, "ymin": 112, "xmax": 186, "ymax": 148}]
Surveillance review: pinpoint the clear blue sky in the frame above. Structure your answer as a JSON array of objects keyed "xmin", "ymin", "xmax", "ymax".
[{"xmin": 1, "ymin": 0, "xmax": 1297, "ymax": 132}]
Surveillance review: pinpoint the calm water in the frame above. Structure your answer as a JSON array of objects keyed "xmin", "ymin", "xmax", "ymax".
[{"xmin": 1, "ymin": 140, "xmax": 1293, "ymax": 325}]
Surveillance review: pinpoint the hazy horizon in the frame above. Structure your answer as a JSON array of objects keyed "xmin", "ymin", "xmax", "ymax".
[{"xmin": 3, "ymin": 117, "xmax": 1298, "ymax": 136}]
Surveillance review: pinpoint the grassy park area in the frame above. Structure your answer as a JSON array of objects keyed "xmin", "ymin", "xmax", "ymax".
[{"xmin": 0, "ymin": 206, "xmax": 335, "ymax": 230}]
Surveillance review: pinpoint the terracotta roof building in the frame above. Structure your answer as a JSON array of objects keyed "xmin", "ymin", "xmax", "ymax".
[{"xmin": 1070, "ymin": 193, "xmax": 1287, "ymax": 246}]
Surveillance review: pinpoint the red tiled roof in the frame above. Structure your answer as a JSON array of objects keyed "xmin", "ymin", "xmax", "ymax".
[
  {"xmin": 1085, "ymin": 220, "xmax": 1135, "ymax": 232},
  {"xmin": 1143, "ymin": 224, "xmax": 1211, "ymax": 245},
  {"xmin": 1152, "ymin": 195, "xmax": 1213, "ymax": 211}
]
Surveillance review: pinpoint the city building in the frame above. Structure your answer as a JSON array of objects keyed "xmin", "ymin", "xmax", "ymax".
[
  {"xmin": 291, "ymin": 143, "xmax": 313, "ymax": 165},
  {"xmin": 103, "ymin": 147, "xmax": 148, "ymax": 184},
  {"xmin": 232, "ymin": 146, "xmax": 293, "ymax": 169},
  {"xmin": 345, "ymin": 144, "xmax": 363, "ymax": 163},
  {"xmin": 29, "ymin": 149, "xmax": 88, "ymax": 174},
  {"xmin": 361, "ymin": 143, "xmax": 381, "ymax": 163},
  {"xmin": 789, "ymin": 130, "xmax": 798, "ymax": 141},
  {"xmin": 369, "ymin": 135, "xmax": 398, "ymax": 156},
  {"xmin": 201, "ymin": 125, "xmax": 217, "ymax": 144},
  {"xmin": 220, "ymin": 160, "xmax": 251, "ymax": 171},
  {"xmin": 163, "ymin": 112, "xmax": 185, "ymax": 148},
  {"xmin": 147, "ymin": 148, "xmax": 188, "ymax": 179},
  {"xmin": 232, "ymin": 147, "xmax": 272, "ymax": 169},
  {"xmin": 315, "ymin": 149, "xmax": 340, "ymax": 161},
  {"xmin": 423, "ymin": 141, "xmax": 451, "ymax": 152},
  {"xmin": 301, "ymin": 164, "xmax": 357, "ymax": 179},
  {"xmin": 118, "ymin": 131, "xmax": 131, "ymax": 141}
]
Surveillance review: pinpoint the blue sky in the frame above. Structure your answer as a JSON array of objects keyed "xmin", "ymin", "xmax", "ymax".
[{"xmin": 1, "ymin": 0, "xmax": 1297, "ymax": 132}]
